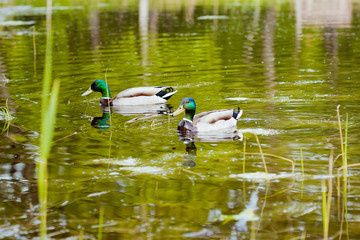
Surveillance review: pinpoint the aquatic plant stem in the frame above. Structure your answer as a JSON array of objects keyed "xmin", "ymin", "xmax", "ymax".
[
  {"xmin": 37, "ymin": 1, "xmax": 59, "ymax": 239},
  {"xmin": 247, "ymin": 152, "xmax": 294, "ymax": 174},
  {"xmin": 38, "ymin": 79, "xmax": 60, "ymax": 240},
  {"xmin": 321, "ymin": 180, "xmax": 328, "ymax": 240},
  {"xmin": 251, "ymin": 221, "xmax": 255, "ymax": 240},
  {"xmin": 243, "ymin": 137, "xmax": 246, "ymax": 173},
  {"xmin": 104, "ymin": 71, "xmax": 112, "ymax": 171},
  {"xmin": 300, "ymin": 148, "xmax": 304, "ymax": 176},
  {"xmin": 336, "ymin": 105, "xmax": 344, "ymax": 199},
  {"xmin": 336, "ymin": 105, "xmax": 347, "ymax": 177},
  {"xmin": 0, "ymin": 99, "xmax": 11, "ymax": 135},
  {"xmin": 242, "ymin": 137, "xmax": 247, "ymax": 203},
  {"xmin": 32, "ymin": 26, "xmax": 36, "ymax": 76},
  {"xmin": 343, "ymin": 113, "xmax": 349, "ymax": 240},
  {"xmin": 336, "ymin": 106, "xmax": 349, "ymax": 240},
  {"xmin": 325, "ymin": 150, "xmax": 334, "ymax": 239},
  {"xmin": 344, "ymin": 113, "xmax": 348, "ymax": 178},
  {"xmin": 255, "ymin": 135, "xmax": 267, "ymax": 174},
  {"xmin": 300, "ymin": 148, "xmax": 304, "ymax": 198},
  {"xmin": 41, "ymin": 0, "xmax": 53, "ymax": 118},
  {"xmin": 255, "ymin": 183, "xmax": 269, "ymax": 238},
  {"xmin": 98, "ymin": 206, "xmax": 104, "ymax": 240}
]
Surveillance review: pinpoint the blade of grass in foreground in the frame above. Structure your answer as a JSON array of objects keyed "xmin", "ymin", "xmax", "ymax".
[
  {"xmin": 98, "ymin": 206, "xmax": 104, "ymax": 240},
  {"xmin": 38, "ymin": 79, "xmax": 60, "ymax": 239},
  {"xmin": 41, "ymin": 0, "xmax": 53, "ymax": 114},
  {"xmin": 37, "ymin": 0, "xmax": 60, "ymax": 239}
]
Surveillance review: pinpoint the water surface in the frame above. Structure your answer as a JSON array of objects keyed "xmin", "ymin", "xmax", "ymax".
[{"xmin": 1, "ymin": 0, "xmax": 360, "ymax": 239}]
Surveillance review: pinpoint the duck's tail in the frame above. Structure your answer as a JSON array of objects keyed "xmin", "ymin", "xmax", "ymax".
[
  {"xmin": 233, "ymin": 107, "xmax": 243, "ymax": 120},
  {"xmin": 156, "ymin": 87, "xmax": 177, "ymax": 100}
]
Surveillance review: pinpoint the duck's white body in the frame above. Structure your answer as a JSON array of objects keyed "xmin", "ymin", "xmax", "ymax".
[
  {"xmin": 178, "ymin": 108, "xmax": 243, "ymax": 133},
  {"xmin": 82, "ymin": 80, "xmax": 177, "ymax": 107},
  {"xmin": 112, "ymin": 86, "xmax": 177, "ymax": 105},
  {"xmin": 194, "ymin": 109, "xmax": 240, "ymax": 131}
]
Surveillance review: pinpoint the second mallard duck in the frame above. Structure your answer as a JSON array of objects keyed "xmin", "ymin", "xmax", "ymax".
[
  {"xmin": 172, "ymin": 97, "xmax": 243, "ymax": 132},
  {"xmin": 82, "ymin": 79, "xmax": 177, "ymax": 106}
]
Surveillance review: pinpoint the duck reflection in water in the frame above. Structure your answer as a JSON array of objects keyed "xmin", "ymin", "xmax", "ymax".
[
  {"xmin": 90, "ymin": 110, "xmax": 111, "ymax": 130},
  {"xmin": 183, "ymin": 141, "xmax": 197, "ymax": 167},
  {"xmin": 89, "ymin": 104, "xmax": 174, "ymax": 129}
]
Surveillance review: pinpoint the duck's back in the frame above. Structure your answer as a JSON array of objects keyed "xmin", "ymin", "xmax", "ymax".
[
  {"xmin": 194, "ymin": 109, "xmax": 237, "ymax": 132},
  {"xmin": 116, "ymin": 87, "xmax": 164, "ymax": 98},
  {"xmin": 113, "ymin": 86, "xmax": 174, "ymax": 105}
]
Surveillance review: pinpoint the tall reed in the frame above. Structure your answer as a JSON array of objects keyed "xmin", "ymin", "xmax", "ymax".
[
  {"xmin": 300, "ymin": 148, "xmax": 304, "ymax": 176},
  {"xmin": 32, "ymin": 26, "xmax": 37, "ymax": 76},
  {"xmin": 243, "ymin": 137, "xmax": 246, "ymax": 173},
  {"xmin": 321, "ymin": 180, "xmax": 328, "ymax": 239},
  {"xmin": 336, "ymin": 105, "xmax": 347, "ymax": 179},
  {"xmin": 336, "ymin": 106, "xmax": 349, "ymax": 239},
  {"xmin": 37, "ymin": 0, "xmax": 60, "ymax": 239}
]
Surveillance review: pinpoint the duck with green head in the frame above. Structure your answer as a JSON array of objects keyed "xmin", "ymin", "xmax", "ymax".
[
  {"xmin": 82, "ymin": 79, "xmax": 177, "ymax": 106},
  {"xmin": 172, "ymin": 97, "xmax": 243, "ymax": 133}
]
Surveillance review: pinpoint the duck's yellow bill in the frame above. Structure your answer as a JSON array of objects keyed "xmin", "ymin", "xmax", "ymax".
[
  {"xmin": 81, "ymin": 87, "xmax": 94, "ymax": 96},
  {"xmin": 171, "ymin": 106, "xmax": 185, "ymax": 116}
]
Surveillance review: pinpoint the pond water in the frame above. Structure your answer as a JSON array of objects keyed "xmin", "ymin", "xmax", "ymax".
[{"xmin": 1, "ymin": 0, "xmax": 360, "ymax": 239}]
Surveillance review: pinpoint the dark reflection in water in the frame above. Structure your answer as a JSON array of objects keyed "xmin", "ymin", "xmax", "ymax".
[
  {"xmin": 0, "ymin": 125, "xmax": 39, "ymax": 216},
  {"xmin": 90, "ymin": 110, "xmax": 111, "ymax": 129},
  {"xmin": 178, "ymin": 131, "xmax": 243, "ymax": 143},
  {"xmin": 182, "ymin": 141, "xmax": 197, "ymax": 167}
]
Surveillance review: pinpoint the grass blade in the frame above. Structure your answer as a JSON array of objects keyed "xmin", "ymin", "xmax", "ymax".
[{"xmin": 255, "ymin": 135, "xmax": 267, "ymax": 174}]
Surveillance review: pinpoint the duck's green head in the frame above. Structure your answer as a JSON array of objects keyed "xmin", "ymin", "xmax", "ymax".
[
  {"xmin": 172, "ymin": 97, "xmax": 196, "ymax": 120},
  {"xmin": 81, "ymin": 79, "xmax": 111, "ymax": 98}
]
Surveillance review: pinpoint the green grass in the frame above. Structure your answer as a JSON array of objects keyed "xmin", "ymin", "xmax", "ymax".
[{"xmin": 36, "ymin": 0, "xmax": 60, "ymax": 239}]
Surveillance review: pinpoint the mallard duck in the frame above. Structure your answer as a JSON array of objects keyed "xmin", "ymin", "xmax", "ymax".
[
  {"xmin": 82, "ymin": 79, "xmax": 177, "ymax": 106},
  {"xmin": 172, "ymin": 97, "xmax": 243, "ymax": 132}
]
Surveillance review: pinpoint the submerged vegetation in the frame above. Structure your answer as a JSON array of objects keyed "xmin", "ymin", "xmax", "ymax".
[{"xmin": 0, "ymin": 99, "xmax": 11, "ymax": 135}]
